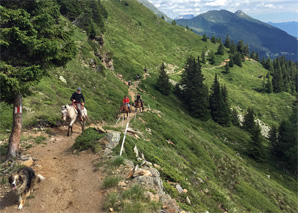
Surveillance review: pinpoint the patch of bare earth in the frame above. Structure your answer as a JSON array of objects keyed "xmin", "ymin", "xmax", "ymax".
[{"xmin": 1, "ymin": 125, "xmax": 104, "ymax": 213}]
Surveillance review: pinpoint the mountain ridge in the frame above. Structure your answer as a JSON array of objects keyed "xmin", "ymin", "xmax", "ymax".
[{"xmin": 175, "ymin": 9, "xmax": 298, "ymax": 61}]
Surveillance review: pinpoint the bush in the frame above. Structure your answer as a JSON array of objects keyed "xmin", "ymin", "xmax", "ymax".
[
  {"xmin": 102, "ymin": 176, "xmax": 121, "ymax": 189},
  {"xmin": 73, "ymin": 128, "xmax": 105, "ymax": 152}
]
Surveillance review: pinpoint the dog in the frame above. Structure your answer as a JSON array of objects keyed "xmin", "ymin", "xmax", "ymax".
[{"xmin": 8, "ymin": 167, "xmax": 45, "ymax": 210}]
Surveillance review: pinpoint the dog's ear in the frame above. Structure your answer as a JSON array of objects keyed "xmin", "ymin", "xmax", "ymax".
[
  {"xmin": 18, "ymin": 175, "xmax": 23, "ymax": 183},
  {"xmin": 8, "ymin": 175, "xmax": 13, "ymax": 184}
]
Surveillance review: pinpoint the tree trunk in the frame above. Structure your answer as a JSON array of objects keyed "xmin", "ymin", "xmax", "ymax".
[{"xmin": 6, "ymin": 93, "xmax": 22, "ymax": 160}]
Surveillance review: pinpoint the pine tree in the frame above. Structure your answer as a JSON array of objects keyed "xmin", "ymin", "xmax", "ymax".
[
  {"xmin": 211, "ymin": 35, "xmax": 216, "ymax": 43},
  {"xmin": 224, "ymin": 34, "xmax": 231, "ymax": 48},
  {"xmin": 265, "ymin": 72, "xmax": 273, "ymax": 93},
  {"xmin": 243, "ymin": 108, "xmax": 255, "ymax": 134},
  {"xmin": 230, "ymin": 41, "xmax": 236, "ymax": 54},
  {"xmin": 209, "ymin": 75, "xmax": 230, "ymax": 126},
  {"xmin": 237, "ymin": 40, "xmax": 244, "ymax": 53},
  {"xmin": 224, "ymin": 62, "xmax": 230, "ymax": 74},
  {"xmin": 243, "ymin": 44, "xmax": 250, "ymax": 56},
  {"xmin": 180, "ymin": 56, "xmax": 210, "ymax": 120},
  {"xmin": 229, "ymin": 55, "xmax": 234, "ymax": 67},
  {"xmin": 269, "ymin": 125, "xmax": 278, "ymax": 155},
  {"xmin": 249, "ymin": 123, "xmax": 265, "ymax": 162},
  {"xmin": 216, "ymin": 40, "xmax": 225, "ymax": 55},
  {"xmin": 161, "ymin": 15, "xmax": 165, "ymax": 20},
  {"xmin": 172, "ymin": 20, "xmax": 176, "ymax": 25},
  {"xmin": 231, "ymin": 109, "xmax": 241, "ymax": 127},
  {"xmin": 202, "ymin": 34, "xmax": 208, "ymax": 42},
  {"xmin": 210, "ymin": 51, "xmax": 216, "ymax": 65},
  {"xmin": 250, "ymin": 51, "xmax": 256, "ymax": 60},
  {"xmin": 156, "ymin": 63, "xmax": 171, "ymax": 95},
  {"xmin": 1, "ymin": 0, "xmax": 77, "ymax": 159},
  {"xmin": 201, "ymin": 50, "xmax": 206, "ymax": 64},
  {"xmin": 234, "ymin": 52, "xmax": 242, "ymax": 67}
]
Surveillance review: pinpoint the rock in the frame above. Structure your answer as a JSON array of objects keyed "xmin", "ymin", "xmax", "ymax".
[
  {"xmin": 118, "ymin": 181, "xmax": 127, "ymax": 187},
  {"xmin": 100, "ymin": 132, "xmax": 120, "ymax": 150},
  {"xmin": 183, "ymin": 189, "xmax": 188, "ymax": 194},
  {"xmin": 144, "ymin": 191, "xmax": 159, "ymax": 202},
  {"xmin": 153, "ymin": 164, "xmax": 161, "ymax": 169},
  {"xmin": 59, "ymin": 76, "xmax": 67, "ymax": 84},
  {"xmin": 176, "ymin": 184, "xmax": 183, "ymax": 194},
  {"xmin": 103, "ymin": 148, "xmax": 113, "ymax": 156},
  {"xmin": 145, "ymin": 128, "xmax": 152, "ymax": 135},
  {"xmin": 132, "ymin": 175, "xmax": 164, "ymax": 195},
  {"xmin": 133, "ymin": 145, "xmax": 139, "ymax": 157},
  {"xmin": 267, "ymin": 175, "xmax": 270, "ymax": 178},
  {"xmin": 133, "ymin": 169, "xmax": 152, "ymax": 177},
  {"xmin": 186, "ymin": 196, "xmax": 191, "ymax": 205},
  {"xmin": 160, "ymin": 194, "xmax": 180, "ymax": 213},
  {"xmin": 22, "ymin": 157, "xmax": 34, "ymax": 167},
  {"xmin": 204, "ymin": 188, "xmax": 209, "ymax": 193},
  {"xmin": 198, "ymin": 177, "xmax": 204, "ymax": 183},
  {"xmin": 109, "ymin": 207, "xmax": 114, "ymax": 212}
]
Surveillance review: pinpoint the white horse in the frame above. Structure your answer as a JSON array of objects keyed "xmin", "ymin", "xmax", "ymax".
[{"xmin": 61, "ymin": 104, "xmax": 87, "ymax": 136}]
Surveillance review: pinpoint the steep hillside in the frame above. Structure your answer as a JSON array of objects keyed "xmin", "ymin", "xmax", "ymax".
[
  {"xmin": 268, "ymin": 21, "xmax": 298, "ymax": 38},
  {"xmin": 137, "ymin": 0, "xmax": 172, "ymax": 22},
  {"xmin": 1, "ymin": 0, "xmax": 297, "ymax": 212},
  {"xmin": 175, "ymin": 10, "xmax": 298, "ymax": 61}
]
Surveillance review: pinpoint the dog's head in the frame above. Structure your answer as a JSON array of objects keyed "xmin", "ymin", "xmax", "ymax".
[{"xmin": 8, "ymin": 173, "xmax": 24, "ymax": 190}]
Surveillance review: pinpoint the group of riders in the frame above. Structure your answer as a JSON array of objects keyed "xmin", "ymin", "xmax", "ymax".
[{"xmin": 70, "ymin": 87, "xmax": 144, "ymax": 119}]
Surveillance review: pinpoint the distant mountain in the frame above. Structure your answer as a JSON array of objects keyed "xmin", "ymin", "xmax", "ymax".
[
  {"xmin": 175, "ymin": 14, "xmax": 195, "ymax": 20},
  {"xmin": 176, "ymin": 10, "xmax": 298, "ymax": 61},
  {"xmin": 137, "ymin": 0, "xmax": 172, "ymax": 22},
  {"xmin": 268, "ymin": 22, "xmax": 298, "ymax": 38}
]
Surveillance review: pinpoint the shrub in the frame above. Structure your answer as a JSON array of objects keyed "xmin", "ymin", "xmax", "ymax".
[{"xmin": 73, "ymin": 128, "xmax": 105, "ymax": 152}]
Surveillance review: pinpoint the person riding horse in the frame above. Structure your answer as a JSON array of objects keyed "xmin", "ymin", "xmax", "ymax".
[
  {"xmin": 122, "ymin": 95, "xmax": 131, "ymax": 113},
  {"xmin": 135, "ymin": 93, "xmax": 144, "ymax": 110},
  {"xmin": 70, "ymin": 87, "xmax": 85, "ymax": 120}
]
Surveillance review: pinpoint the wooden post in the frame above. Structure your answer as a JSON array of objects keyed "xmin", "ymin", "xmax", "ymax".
[{"xmin": 120, "ymin": 122, "xmax": 129, "ymax": 156}]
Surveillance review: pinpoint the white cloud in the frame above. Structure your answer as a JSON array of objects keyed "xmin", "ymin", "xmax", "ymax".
[{"xmin": 147, "ymin": 0, "xmax": 298, "ymax": 21}]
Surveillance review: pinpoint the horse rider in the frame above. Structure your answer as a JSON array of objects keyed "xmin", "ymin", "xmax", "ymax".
[
  {"xmin": 144, "ymin": 66, "xmax": 147, "ymax": 73},
  {"xmin": 136, "ymin": 74, "xmax": 140, "ymax": 80},
  {"xmin": 70, "ymin": 87, "xmax": 85, "ymax": 120},
  {"xmin": 122, "ymin": 95, "xmax": 131, "ymax": 113},
  {"xmin": 135, "ymin": 93, "xmax": 144, "ymax": 110}
]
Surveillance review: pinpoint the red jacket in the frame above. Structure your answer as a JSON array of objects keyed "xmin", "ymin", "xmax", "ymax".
[{"xmin": 123, "ymin": 98, "xmax": 130, "ymax": 104}]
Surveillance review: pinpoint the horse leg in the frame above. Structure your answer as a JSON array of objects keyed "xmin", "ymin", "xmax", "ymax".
[{"xmin": 67, "ymin": 126, "xmax": 70, "ymax": 137}]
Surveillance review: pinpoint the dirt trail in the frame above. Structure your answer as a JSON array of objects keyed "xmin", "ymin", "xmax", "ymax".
[{"xmin": 1, "ymin": 125, "xmax": 104, "ymax": 213}]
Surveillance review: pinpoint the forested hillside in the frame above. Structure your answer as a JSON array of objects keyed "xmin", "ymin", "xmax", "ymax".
[{"xmin": 1, "ymin": 0, "xmax": 297, "ymax": 212}]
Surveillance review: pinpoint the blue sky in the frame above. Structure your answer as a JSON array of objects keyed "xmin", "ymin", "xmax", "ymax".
[{"xmin": 147, "ymin": 0, "xmax": 298, "ymax": 22}]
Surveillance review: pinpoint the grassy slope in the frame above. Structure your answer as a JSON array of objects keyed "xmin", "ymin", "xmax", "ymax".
[
  {"xmin": 0, "ymin": 0, "xmax": 296, "ymax": 212},
  {"xmin": 102, "ymin": 1, "xmax": 297, "ymax": 212}
]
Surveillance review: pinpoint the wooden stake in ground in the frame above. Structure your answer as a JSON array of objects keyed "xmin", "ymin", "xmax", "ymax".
[
  {"xmin": 7, "ymin": 93, "xmax": 22, "ymax": 159},
  {"xmin": 120, "ymin": 122, "xmax": 129, "ymax": 156}
]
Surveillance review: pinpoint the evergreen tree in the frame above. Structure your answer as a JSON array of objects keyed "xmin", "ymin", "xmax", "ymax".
[
  {"xmin": 202, "ymin": 33, "xmax": 208, "ymax": 42},
  {"xmin": 171, "ymin": 20, "xmax": 176, "ymax": 25},
  {"xmin": 216, "ymin": 40, "xmax": 225, "ymax": 55},
  {"xmin": 0, "ymin": 0, "xmax": 77, "ymax": 159},
  {"xmin": 209, "ymin": 75, "xmax": 230, "ymax": 126},
  {"xmin": 269, "ymin": 125, "xmax": 278, "ymax": 155},
  {"xmin": 210, "ymin": 51, "xmax": 216, "ymax": 65},
  {"xmin": 265, "ymin": 72, "xmax": 273, "ymax": 93},
  {"xmin": 229, "ymin": 55, "xmax": 234, "ymax": 67},
  {"xmin": 156, "ymin": 63, "xmax": 171, "ymax": 95},
  {"xmin": 231, "ymin": 109, "xmax": 241, "ymax": 127},
  {"xmin": 250, "ymin": 51, "xmax": 256, "ymax": 60},
  {"xmin": 249, "ymin": 123, "xmax": 265, "ymax": 162},
  {"xmin": 243, "ymin": 108, "xmax": 255, "ymax": 134},
  {"xmin": 255, "ymin": 52, "xmax": 260, "ymax": 62},
  {"xmin": 243, "ymin": 44, "xmax": 250, "ymax": 56},
  {"xmin": 224, "ymin": 62, "xmax": 230, "ymax": 74},
  {"xmin": 234, "ymin": 52, "xmax": 242, "ymax": 67},
  {"xmin": 201, "ymin": 50, "xmax": 206, "ymax": 64},
  {"xmin": 211, "ymin": 35, "xmax": 216, "ymax": 43},
  {"xmin": 237, "ymin": 40, "xmax": 244, "ymax": 53},
  {"xmin": 161, "ymin": 15, "xmax": 165, "ymax": 20},
  {"xmin": 186, "ymin": 25, "xmax": 189, "ymax": 30},
  {"xmin": 224, "ymin": 34, "xmax": 231, "ymax": 48},
  {"xmin": 230, "ymin": 41, "xmax": 236, "ymax": 54},
  {"xmin": 180, "ymin": 56, "xmax": 210, "ymax": 120},
  {"xmin": 261, "ymin": 56, "xmax": 266, "ymax": 66}
]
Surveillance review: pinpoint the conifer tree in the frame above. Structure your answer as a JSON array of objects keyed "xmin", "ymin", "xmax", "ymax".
[
  {"xmin": 234, "ymin": 52, "xmax": 242, "ymax": 67},
  {"xmin": 250, "ymin": 51, "xmax": 256, "ymax": 60},
  {"xmin": 216, "ymin": 40, "xmax": 225, "ymax": 55},
  {"xmin": 229, "ymin": 55, "xmax": 234, "ymax": 67},
  {"xmin": 265, "ymin": 72, "xmax": 273, "ymax": 93},
  {"xmin": 249, "ymin": 123, "xmax": 265, "ymax": 162},
  {"xmin": 209, "ymin": 75, "xmax": 230, "ymax": 126},
  {"xmin": 156, "ymin": 63, "xmax": 171, "ymax": 95},
  {"xmin": 243, "ymin": 108, "xmax": 255, "ymax": 134},
  {"xmin": 237, "ymin": 40, "xmax": 244, "ymax": 53},
  {"xmin": 180, "ymin": 56, "xmax": 209, "ymax": 120},
  {"xmin": 210, "ymin": 51, "xmax": 216, "ymax": 65},
  {"xmin": 230, "ymin": 41, "xmax": 236, "ymax": 54},
  {"xmin": 224, "ymin": 62, "xmax": 230, "ymax": 74},
  {"xmin": 1, "ymin": 0, "xmax": 77, "ymax": 159},
  {"xmin": 202, "ymin": 33, "xmax": 208, "ymax": 42},
  {"xmin": 261, "ymin": 56, "xmax": 266, "ymax": 66},
  {"xmin": 243, "ymin": 44, "xmax": 250, "ymax": 56},
  {"xmin": 201, "ymin": 50, "xmax": 206, "ymax": 64},
  {"xmin": 172, "ymin": 20, "xmax": 176, "ymax": 25},
  {"xmin": 224, "ymin": 34, "xmax": 231, "ymax": 48},
  {"xmin": 211, "ymin": 35, "xmax": 216, "ymax": 43},
  {"xmin": 269, "ymin": 125, "xmax": 278, "ymax": 155},
  {"xmin": 231, "ymin": 109, "xmax": 241, "ymax": 127}
]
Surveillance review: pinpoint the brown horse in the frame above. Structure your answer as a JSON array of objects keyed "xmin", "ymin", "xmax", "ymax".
[
  {"xmin": 120, "ymin": 104, "xmax": 129, "ymax": 120},
  {"xmin": 134, "ymin": 100, "xmax": 143, "ymax": 113}
]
